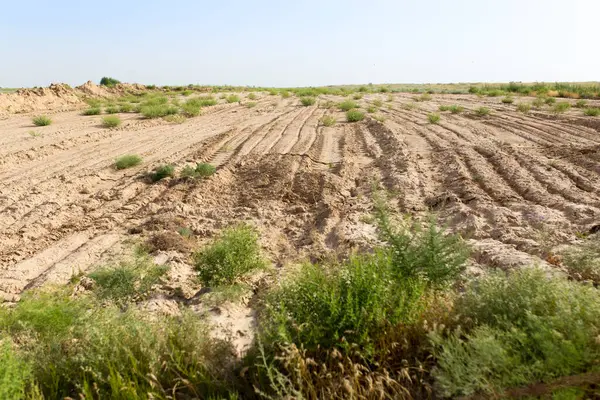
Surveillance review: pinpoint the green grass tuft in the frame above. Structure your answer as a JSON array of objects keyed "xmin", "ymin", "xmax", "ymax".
[
  {"xmin": 583, "ymin": 107, "xmax": 600, "ymax": 116},
  {"xmin": 338, "ymin": 100, "xmax": 358, "ymax": 111},
  {"xmin": 32, "ymin": 115, "xmax": 52, "ymax": 126},
  {"xmin": 104, "ymin": 105, "xmax": 119, "ymax": 114},
  {"xmin": 346, "ymin": 109, "xmax": 365, "ymax": 122},
  {"xmin": 226, "ymin": 94, "xmax": 240, "ymax": 103},
  {"xmin": 475, "ymin": 106, "xmax": 491, "ymax": 116},
  {"xmin": 427, "ymin": 113, "xmax": 441, "ymax": 124},
  {"xmin": 181, "ymin": 100, "xmax": 202, "ymax": 117},
  {"xmin": 140, "ymin": 104, "xmax": 179, "ymax": 118},
  {"xmin": 118, "ymin": 103, "xmax": 133, "ymax": 113},
  {"xmin": 82, "ymin": 107, "xmax": 102, "ymax": 116},
  {"xmin": 181, "ymin": 163, "xmax": 216, "ymax": 179},
  {"xmin": 114, "ymin": 154, "xmax": 142, "ymax": 170},
  {"xmin": 150, "ymin": 165, "xmax": 175, "ymax": 182},
  {"xmin": 247, "ymin": 92, "xmax": 257, "ymax": 100},
  {"xmin": 246, "ymin": 102, "xmax": 257, "ymax": 108},
  {"xmin": 575, "ymin": 99, "xmax": 588, "ymax": 108},
  {"xmin": 449, "ymin": 105, "xmax": 464, "ymax": 114},
  {"xmin": 320, "ymin": 115, "xmax": 336, "ymax": 127},
  {"xmin": 300, "ymin": 97, "xmax": 316, "ymax": 106},
  {"xmin": 516, "ymin": 103, "xmax": 531, "ymax": 113},
  {"xmin": 101, "ymin": 115, "xmax": 121, "ymax": 128},
  {"xmin": 501, "ymin": 96, "xmax": 514, "ymax": 104},
  {"xmin": 366, "ymin": 105, "xmax": 377, "ymax": 113},
  {"xmin": 553, "ymin": 101, "xmax": 571, "ymax": 113}
]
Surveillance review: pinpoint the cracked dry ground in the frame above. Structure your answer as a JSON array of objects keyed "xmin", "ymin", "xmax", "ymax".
[{"xmin": 1, "ymin": 93, "xmax": 600, "ymax": 303}]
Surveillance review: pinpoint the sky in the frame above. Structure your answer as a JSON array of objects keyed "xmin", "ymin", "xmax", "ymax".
[{"xmin": 1, "ymin": 0, "xmax": 598, "ymax": 88}]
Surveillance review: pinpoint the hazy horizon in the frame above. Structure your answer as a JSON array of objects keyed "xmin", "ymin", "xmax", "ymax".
[{"xmin": 2, "ymin": 0, "xmax": 598, "ymax": 88}]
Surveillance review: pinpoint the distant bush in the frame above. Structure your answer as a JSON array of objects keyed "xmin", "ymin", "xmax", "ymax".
[
  {"xmin": 516, "ymin": 103, "xmax": 531, "ymax": 113},
  {"xmin": 352, "ymin": 93, "xmax": 363, "ymax": 100},
  {"xmin": 372, "ymin": 99, "xmax": 383, "ymax": 107},
  {"xmin": 545, "ymin": 96, "xmax": 557, "ymax": 105},
  {"xmin": 501, "ymin": 96, "xmax": 514, "ymax": 104},
  {"xmin": 114, "ymin": 154, "xmax": 142, "ymax": 170},
  {"xmin": 338, "ymin": 100, "xmax": 358, "ymax": 111},
  {"xmin": 118, "ymin": 103, "xmax": 133, "ymax": 113},
  {"xmin": 366, "ymin": 105, "xmax": 377, "ymax": 113},
  {"xmin": 417, "ymin": 93, "xmax": 432, "ymax": 102},
  {"xmin": 99, "ymin": 77, "xmax": 120, "ymax": 87},
  {"xmin": 486, "ymin": 90, "xmax": 503, "ymax": 97},
  {"xmin": 575, "ymin": 99, "xmax": 588, "ymax": 108},
  {"xmin": 439, "ymin": 105, "xmax": 451, "ymax": 111},
  {"xmin": 197, "ymin": 96, "xmax": 218, "ymax": 107},
  {"xmin": 104, "ymin": 105, "xmax": 119, "ymax": 114},
  {"xmin": 346, "ymin": 109, "xmax": 365, "ymax": 122},
  {"xmin": 427, "ymin": 112, "xmax": 441, "ymax": 124},
  {"xmin": 193, "ymin": 224, "xmax": 265, "ymax": 286},
  {"xmin": 181, "ymin": 163, "xmax": 216, "ymax": 179},
  {"xmin": 101, "ymin": 115, "xmax": 121, "ymax": 128},
  {"xmin": 320, "ymin": 115, "xmax": 336, "ymax": 127},
  {"xmin": 553, "ymin": 102, "xmax": 571, "ymax": 113},
  {"xmin": 226, "ymin": 94, "xmax": 240, "ymax": 103},
  {"xmin": 300, "ymin": 97, "xmax": 316, "ymax": 106},
  {"xmin": 583, "ymin": 107, "xmax": 600, "ymax": 116},
  {"xmin": 140, "ymin": 104, "xmax": 179, "ymax": 118},
  {"xmin": 150, "ymin": 165, "xmax": 175, "ymax": 182},
  {"xmin": 82, "ymin": 107, "xmax": 102, "ymax": 116},
  {"xmin": 532, "ymin": 97, "xmax": 546, "ymax": 108},
  {"xmin": 247, "ymin": 93, "xmax": 257, "ymax": 100},
  {"xmin": 32, "ymin": 115, "xmax": 52, "ymax": 126},
  {"xmin": 280, "ymin": 91, "xmax": 291, "ymax": 98}
]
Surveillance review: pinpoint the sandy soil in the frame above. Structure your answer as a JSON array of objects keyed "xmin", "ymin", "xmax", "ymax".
[{"xmin": 1, "ymin": 92, "xmax": 599, "ymax": 313}]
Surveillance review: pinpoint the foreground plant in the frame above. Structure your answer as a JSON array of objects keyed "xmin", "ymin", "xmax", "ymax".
[
  {"xmin": 82, "ymin": 107, "xmax": 102, "ymax": 116},
  {"xmin": 150, "ymin": 164, "xmax": 175, "ymax": 182},
  {"xmin": 300, "ymin": 97, "xmax": 316, "ymax": 106},
  {"xmin": 181, "ymin": 162, "xmax": 216, "ymax": 179},
  {"xmin": 114, "ymin": 154, "xmax": 142, "ymax": 169},
  {"xmin": 346, "ymin": 109, "xmax": 365, "ymax": 122},
  {"xmin": 427, "ymin": 112, "xmax": 441, "ymax": 124},
  {"xmin": 32, "ymin": 115, "xmax": 52, "ymax": 126},
  {"xmin": 101, "ymin": 115, "xmax": 121, "ymax": 128}
]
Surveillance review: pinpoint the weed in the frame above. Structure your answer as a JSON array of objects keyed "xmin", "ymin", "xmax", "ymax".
[
  {"xmin": 372, "ymin": 99, "xmax": 383, "ymax": 107},
  {"xmin": 140, "ymin": 104, "xmax": 179, "ymax": 118},
  {"xmin": 280, "ymin": 91, "xmax": 290, "ymax": 98},
  {"xmin": 366, "ymin": 105, "xmax": 377, "ymax": 113},
  {"xmin": 501, "ymin": 96, "xmax": 514, "ymax": 104},
  {"xmin": 338, "ymin": 100, "xmax": 358, "ymax": 111},
  {"xmin": 427, "ymin": 113, "xmax": 441, "ymax": 124},
  {"xmin": 346, "ymin": 109, "xmax": 365, "ymax": 122},
  {"xmin": 248, "ymin": 93, "xmax": 257, "ymax": 100},
  {"xmin": 32, "ymin": 115, "xmax": 52, "ymax": 126},
  {"xmin": 583, "ymin": 108, "xmax": 600, "ymax": 116},
  {"xmin": 181, "ymin": 100, "xmax": 202, "ymax": 117},
  {"xmin": 417, "ymin": 93, "xmax": 432, "ymax": 102},
  {"xmin": 163, "ymin": 114, "xmax": 187, "ymax": 124},
  {"xmin": 373, "ymin": 114, "xmax": 386, "ymax": 123},
  {"xmin": 402, "ymin": 102, "xmax": 418, "ymax": 110},
  {"xmin": 150, "ymin": 165, "xmax": 175, "ymax": 182},
  {"xmin": 181, "ymin": 162, "xmax": 216, "ymax": 179},
  {"xmin": 439, "ymin": 105, "xmax": 451, "ymax": 111},
  {"xmin": 487, "ymin": 90, "xmax": 503, "ymax": 97},
  {"xmin": 475, "ymin": 107, "xmax": 491, "ymax": 116},
  {"xmin": 178, "ymin": 226, "xmax": 193, "ymax": 238},
  {"xmin": 300, "ymin": 97, "xmax": 316, "ymax": 106},
  {"xmin": 320, "ymin": 115, "xmax": 336, "ymax": 127},
  {"xmin": 517, "ymin": 103, "xmax": 531, "ymax": 113},
  {"xmin": 101, "ymin": 115, "xmax": 121, "ymax": 128},
  {"xmin": 575, "ymin": 99, "xmax": 588, "ymax": 108},
  {"xmin": 226, "ymin": 94, "xmax": 240, "ymax": 103},
  {"xmin": 28, "ymin": 130, "xmax": 41, "ymax": 138},
  {"xmin": 193, "ymin": 224, "xmax": 265, "ymax": 286},
  {"xmin": 82, "ymin": 107, "xmax": 102, "ymax": 116},
  {"xmin": 553, "ymin": 102, "xmax": 571, "ymax": 113},
  {"xmin": 561, "ymin": 236, "xmax": 600, "ymax": 284},
  {"xmin": 387, "ymin": 94, "xmax": 394, "ymax": 102},
  {"xmin": 246, "ymin": 102, "xmax": 257, "ymax": 108},
  {"xmin": 114, "ymin": 154, "xmax": 142, "ymax": 170},
  {"xmin": 449, "ymin": 105, "xmax": 464, "ymax": 114},
  {"xmin": 104, "ymin": 105, "xmax": 119, "ymax": 114},
  {"xmin": 352, "ymin": 93, "xmax": 363, "ymax": 100},
  {"xmin": 118, "ymin": 103, "xmax": 133, "ymax": 113},
  {"xmin": 545, "ymin": 97, "xmax": 557, "ymax": 105},
  {"xmin": 532, "ymin": 97, "xmax": 546, "ymax": 108}
]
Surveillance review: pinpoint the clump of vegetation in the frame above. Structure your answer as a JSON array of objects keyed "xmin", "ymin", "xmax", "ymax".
[
  {"xmin": 373, "ymin": 114, "xmax": 386, "ymax": 123},
  {"xmin": 516, "ymin": 103, "xmax": 531, "ymax": 113},
  {"xmin": 352, "ymin": 93, "xmax": 363, "ymax": 100},
  {"xmin": 197, "ymin": 96, "xmax": 218, "ymax": 107},
  {"xmin": 114, "ymin": 154, "xmax": 142, "ymax": 170},
  {"xmin": 99, "ymin": 76, "xmax": 120, "ymax": 87},
  {"xmin": 101, "ymin": 115, "xmax": 121, "ymax": 128},
  {"xmin": 104, "ymin": 105, "xmax": 119, "ymax": 114},
  {"xmin": 417, "ymin": 93, "xmax": 432, "ymax": 102},
  {"xmin": 474, "ymin": 106, "xmax": 491, "ymax": 116},
  {"xmin": 387, "ymin": 94, "xmax": 394, "ymax": 102},
  {"xmin": 247, "ymin": 92, "xmax": 257, "ymax": 100},
  {"xmin": 32, "ymin": 115, "xmax": 52, "ymax": 126},
  {"xmin": 246, "ymin": 102, "xmax": 257, "ymax": 108},
  {"xmin": 427, "ymin": 112, "xmax": 441, "ymax": 124},
  {"xmin": 140, "ymin": 104, "xmax": 179, "ymax": 119},
  {"xmin": 487, "ymin": 89, "xmax": 503, "ymax": 97},
  {"xmin": 226, "ymin": 94, "xmax": 240, "ymax": 103},
  {"xmin": 439, "ymin": 105, "xmax": 451, "ymax": 111},
  {"xmin": 338, "ymin": 100, "xmax": 358, "ymax": 111},
  {"xmin": 82, "ymin": 107, "xmax": 102, "ymax": 116},
  {"xmin": 300, "ymin": 97, "xmax": 316, "ymax": 106},
  {"xmin": 280, "ymin": 91, "xmax": 291, "ymax": 98},
  {"xmin": 193, "ymin": 224, "xmax": 265, "ymax": 286},
  {"xmin": 561, "ymin": 236, "xmax": 600, "ymax": 284},
  {"xmin": 545, "ymin": 96, "xmax": 557, "ymax": 105},
  {"xmin": 366, "ymin": 105, "xmax": 377, "ymax": 113},
  {"xmin": 372, "ymin": 99, "xmax": 383, "ymax": 107},
  {"xmin": 449, "ymin": 105, "xmax": 464, "ymax": 114},
  {"xmin": 150, "ymin": 164, "xmax": 175, "ymax": 182},
  {"xmin": 575, "ymin": 99, "xmax": 588, "ymax": 108},
  {"xmin": 532, "ymin": 97, "xmax": 546, "ymax": 108},
  {"xmin": 501, "ymin": 96, "xmax": 514, "ymax": 104},
  {"xmin": 118, "ymin": 103, "xmax": 133, "ymax": 113},
  {"xmin": 163, "ymin": 114, "xmax": 187, "ymax": 124},
  {"xmin": 583, "ymin": 107, "xmax": 600, "ymax": 116},
  {"xmin": 402, "ymin": 102, "xmax": 418, "ymax": 110},
  {"xmin": 553, "ymin": 101, "xmax": 571, "ymax": 113},
  {"xmin": 320, "ymin": 115, "xmax": 336, "ymax": 127},
  {"xmin": 181, "ymin": 162, "xmax": 216, "ymax": 179},
  {"xmin": 346, "ymin": 109, "xmax": 365, "ymax": 122},
  {"xmin": 181, "ymin": 100, "xmax": 202, "ymax": 117}
]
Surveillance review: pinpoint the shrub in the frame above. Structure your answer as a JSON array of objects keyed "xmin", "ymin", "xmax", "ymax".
[
  {"xmin": 197, "ymin": 96, "xmax": 218, "ymax": 107},
  {"xmin": 427, "ymin": 113, "xmax": 441, "ymax": 124},
  {"xmin": 114, "ymin": 154, "xmax": 142, "ymax": 170},
  {"xmin": 561, "ymin": 236, "xmax": 600, "ymax": 284},
  {"xmin": 300, "ymin": 97, "xmax": 316, "ymax": 106},
  {"xmin": 280, "ymin": 91, "xmax": 290, "ymax": 98},
  {"xmin": 439, "ymin": 105, "xmax": 451, "ymax": 111},
  {"xmin": 449, "ymin": 105, "xmax": 464, "ymax": 114},
  {"xmin": 516, "ymin": 103, "xmax": 531, "ymax": 113},
  {"xmin": 88, "ymin": 255, "xmax": 168, "ymax": 302},
  {"xmin": 501, "ymin": 96, "xmax": 514, "ymax": 104},
  {"xmin": 474, "ymin": 107, "xmax": 490, "ymax": 116},
  {"xmin": 104, "ymin": 105, "xmax": 119, "ymax": 114},
  {"xmin": 366, "ymin": 105, "xmax": 377, "ymax": 113},
  {"xmin": 553, "ymin": 102, "xmax": 571, "ymax": 113},
  {"xmin": 118, "ymin": 103, "xmax": 133, "ymax": 113},
  {"xmin": 346, "ymin": 109, "xmax": 365, "ymax": 122},
  {"xmin": 352, "ymin": 93, "xmax": 363, "ymax": 100},
  {"xmin": 0, "ymin": 339, "xmax": 32, "ymax": 399},
  {"xmin": 193, "ymin": 224, "xmax": 265, "ymax": 286},
  {"xmin": 575, "ymin": 99, "xmax": 588, "ymax": 108},
  {"xmin": 246, "ymin": 102, "xmax": 257, "ymax": 108},
  {"xmin": 532, "ymin": 97, "xmax": 546, "ymax": 108},
  {"xmin": 82, "ymin": 107, "xmax": 101, "ymax": 115},
  {"xmin": 372, "ymin": 99, "xmax": 383, "ymax": 107},
  {"xmin": 545, "ymin": 96, "xmax": 557, "ymax": 105},
  {"xmin": 226, "ymin": 94, "xmax": 240, "ymax": 103},
  {"xmin": 140, "ymin": 104, "xmax": 179, "ymax": 118},
  {"xmin": 248, "ymin": 92, "xmax": 257, "ymax": 100},
  {"xmin": 583, "ymin": 107, "xmax": 600, "ymax": 116},
  {"xmin": 181, "ymin": 163, "xmax": 216, "ymax": 179},
  {"xmin": 320, "ymin": 115, "xmax": 336, "ymax": 127},
  {"xmin": 338, "ymin": 100, "xmax": 358, "ymax": 111},
  {"xmin": 417, "ymin": 93, "xmax": 432, "ymax": 102},
  {"xmin": 150, "ymin": 164, "xmax": 175, "ymax": 182},
  {"xmin": 101, "ymin": 115, "xmax": 121, "ymax": 128},
  {"xmin": 32, "ymin": 115, "xmax": 52, "ymax": 126},
  {"xmin": 181, "ymin": 100, "xmax": 202, "ymax": 117},
  {"xmin": 487, "ymin": 90, "xmax": 503, "ymax": 97},
  {"xmin": 373, "ymin": 114, "xmax": 386, "ymax": 123},
  {"xmin": 99, "ymin": 76, "xmax": 120, "ymax": 87}
]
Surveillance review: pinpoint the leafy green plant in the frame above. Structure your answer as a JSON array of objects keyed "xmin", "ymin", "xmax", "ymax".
[
  {"xmin": 561, "ymin": 237, "xmax": 600, "ymax": 284},
  {"xmin": 0, "ymin": 339, "xmax": 32, "ymax": 399},
  {"xmin": 338, "ymin": 100, "xmax": 358, "ymax": 111},
  {"xmin": 82, "ymin": 107, "xmax": 102, "ymax": 115},
  {"xmin": 150, "ymin": 165, "xmax": 175, "ymax": 182},
  {"xmin": 114, "ymin": 154, "xmax": 142, "ymax": 170},
  {"xmin": 346, "ymin": 109, "xmax": 365, "ymax": 122},
  {"xmin": 193, "ymin": 224, "xmax": 265, "ymax": 286},
  {"xmin": 584, "ymin": 107, "xmax": 600, "ymax": 116},
  {"xmin": 449, "ymin": 105, "xmax": 464, "ymax": 114},
  {"xmin": 181, "ymin": 163, "xmax": 216, "ymax": 179},
  {"xmin": 101, "ymin": 115, "xmax": 121, "ymax": 128},
  {"xmin": 118, "ymin": 103, "xmax": 133, "ymax": 113},
  {"xmin": 181, "ymin": 100, "xmax": 202, "ymax": 117},
  {"xmin": 475, "ymin": 106, "xmax": 491, "ymax": 116},
  {"xmin": 32, "ymin": 115, "xmax": 52, "ymax": 126},
  {"xmin": 427, "ymin": 113, "xmax": 441, "ymax": 124},
  {"xmin": 300, "ymin": 97, "xmax": 316, "ymax": 106},
  {"xmin": 99, "ymin": 76, "xmax": 120, "ymax": 87},
  {"xmin": 320, "ymin": 115, "xmax": 336, "ymax": 127}
]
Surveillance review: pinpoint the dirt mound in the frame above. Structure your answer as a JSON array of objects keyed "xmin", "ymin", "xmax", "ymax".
[
  {"xmin": 0, "ymin": 83, "xmax": 83, "ymax": 114},
  {"xmin": 75, "ymin": 80, "xmax": 113, "ymax": 97}
]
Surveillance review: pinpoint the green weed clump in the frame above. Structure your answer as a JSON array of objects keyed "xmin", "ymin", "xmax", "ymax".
[
  {"xmin": 247, "ymin": 92, "xmax": 257, "ymax": 100},
  {"xmin": 300, "ymin": 97, "xmax": 316, "ymax": 106},
  {"xmin": 32, "ymin": 115, "xmax": 52, "ymax": 126},
  {"xmin": 427, "ymin": 113, "xmax": 441, "ymax": 124},
  {"xmin": 583, "ymin": 107, "xmax": 600, "ymax": 116},
  {"xmin": 417, "ymin": 93, "xmax": 432, "ymax": 102},
  {"xmin": 561, "ymin": 236, "xmax": 600, "ymax": 284},
  {"xmin": 280, "ymin": 91, "xmax": 290, "ymax": 98},
  {"xmin": 82, "ymin": 107, "xmax": 102, "ymax": 115},
  {"xmin": 575, "ymin": 99, "xmax": 588, "ymax": 108},
  {"xmin": 449, "ymin": 105, "xmax": 464, "ymax": 114},
  {"xmin": 320, "ymin": 115, "xmax": 336, "ymax": 127},
  {"xmin": 140, "ymin": 104, "xmax": 179, "ymax": 118},
  {"xmin": 226, "ymin": 94, "xmax": 240, "ymax": 103},
  {"xmin": 197, "ymin": 96, "xmax": 218, "ymax": 107},
  {"xmin": 181, "ymin": 163, "xmax": 216, "ymax": 179},
  {"xmin": 99, "ymin": 76, "xmax": 120, "ymax": 87},
  {"xmin": 474, "ymin": 107, "xmax": 491, "ymax": 116},
  {"xmin": 372, "ymin": 99, "xmax": 383, "ymax": 107},
  {"xmin": 346, "ymin": 109, "xmax": 365, "ymax": 122},
  {"xmin": 532, "ymin": 97, "xmax": 546, "ymax": 108},
  {"xmin": 516, "ymin": 103, "xmax": 531, "ymax": 113},
  {"xmin": 104, "ymin": 105, "xmax": 119, "ymax": 114},
  {"xmin": 352, "ymin": 93, "xmax": 363, "ymax": 100},
  {"xmin": 114, "ymin": 154, "xmax": 142, "ymax": 170},
  {"xmin": 545, "ymin": 96, "xmax": 557, "ymax": 105},
  {"xmin": 338, "ymin": 100, "xmax": 358, "ymax": 111},
  {"xmin": 118, "ymin": 103, "xmax": 133, "ymax": 113},
  {"xmin": 553, "ymin": 102, "xmax": 571, "ymax": 113},
  {"xmin": 366, "ymin": 105, "xmax": 377, "ymax": 113},
  {"xmin": 501, "ymin": 96, "xmax": 514, "ymax": 104},
  {"xmin": 181, "ymin": 100, "xmax": 202, "ymax": 117},
  {"xmin": 246, "ymin": 102, "xmax": 257, "ymax": 108},
  {"xmin": 439, "ymin": 105, "xmax": 451, "ymax": 111},
  {"xmin": 193, "ymin": 224, "xmax": 265, "ymax": 286},
  {"xmin": 101, "ymin": 115, "xmax": 121, "ymax": 128},
  {"xmin": 150, "ymin": 164, "xmax": 175, "ymax": 182}
]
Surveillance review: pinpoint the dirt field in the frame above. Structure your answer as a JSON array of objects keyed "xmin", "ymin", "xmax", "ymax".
[{"xmin": 1, "ymin": 92, "xmax": 600, "ymax": 305}]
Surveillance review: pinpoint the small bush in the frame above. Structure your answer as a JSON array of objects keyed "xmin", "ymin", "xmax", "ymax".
[
  {"xmin": 427, "ymin": 113, "xmax": 441, "ymax": 124},
  {"xmin": 338, "ymin": 100, "xmax": 358, "ymax": 111},
  {"xmin": 99, "ymin": 76, "xmax": 120, "ymax": 87},
  {"xmin": 532, "ymin": 97, "xmax": 546, "ymax": 108},
  {"xmin": 575, "ymin": 99, "xmax": 588, "ymax": 108},
  {"xmin": 32, "ymin": 115, "xmax": 52, "ymax": 126},
  {"xmin": 352, "ymin": 93, "xmax": 363, "ymax": 100},
  {"xmin": 246, "ymin": 102, "xmax": 257, "ymax": 108},
  {"xmin": 140, "ymin": 104, "xmax": 179, "ymax": 118},
  {"xmin": 439, "ymin": 105, "xmax": 451, "ymax": 111},
  {"xmin": 248, "ymin": 92, "xmax": 257, "ymax": 100},
  {"xmin": 82, "ymin": 107, "xmax": 102, "ymax": 115},
  {"xmin": 553, "ymin": 102, "xmax": 571, "ymax": 113},
  {"xmin": 449, "ymin": 105, "xmax": 464, "ymax": 114},
  {"xmin": 474, "ymin": 107, "xmax": 490, "ymax": 116},
  {"xmin": 346, "ymin": 109, "xmax": 365, "ymax": 122},
  {"xmin": 516, "ymin": 103, "xmax": 531, "ymax": 113},
  {"xmin": 181, "ymin": 163, "xmax": 216, "ymax": 179},
  {"xmin": 280, "ymin": 91, "xmax": 290, "ymax": 98},
  {"xmin": 300, "ymin": 97, "xmax": 316, "ymax": 106},
  {"xmin": 561, "ymin": 236, "xmax": 600, "ymax": 284},
  {"xmin": 373, "ymin": 114, "xmax": 386, "ymax": 123},
  {"xmin": 101, "ymin": 115, "xmax": 121, "ymax": 128},
  {"xmin": 372, "ymin": 99, "xmax": 383, "ymax": 107},
  {"xmin": 197, "ymin": 97, "xmax": 218, "ymax": 107},
  {"xmin": 583, "ymin": 107, "xmax": 600, "ymax": 116},
  {"xmin": 114, "ymin": 154, "xmax": 142, "ymax": 170},
  {"xmin": 320, "ymin": 115, "xmax": 336, "ymax": 127},
  {"xmin": 118, "ymin": 103, "xmax": 133, "ymax": 113},
  {"xmin": 487, "ymin": 90, "xmax": 503, "ymax": 97},
  {"xmin": 150, "ymin": 164, "xmax": 175, "ymax": 182},
  {"xmin": 0, "ymin": 339, "xmax": 32, "ymax": 399},
  {"xmin": 104, "ymin": 105, "xmax": 119, "ymax": 114},
  {"xmin": 193, "ymin": 224, "xmax": 265, "ymax": 286},
  {"xmin": 501, "ymin": 96, "xmax": 514, "ymax": 104},
  {"xmin": 181, "ymin": 100, "xmax": 202, "ymax": 117},
  {"xmin": 226, "ymin": 94, "xmax": 240, "ymax": 103},
  {"xmin": 417, "ymin": 93, "xmax": 432, "ymax": 102},
  {"xmin": 545, "ymin": 96, "xmax": 557, "ymax": 105},
  {"xmin": 366, "ymin": 105, "xmax": 377, "ymax": 113}
]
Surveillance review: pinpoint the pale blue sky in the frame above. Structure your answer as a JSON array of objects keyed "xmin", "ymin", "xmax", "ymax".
[{"xmin": 1, "ymin": 0, "xmax": 598, "ymax": 87}]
